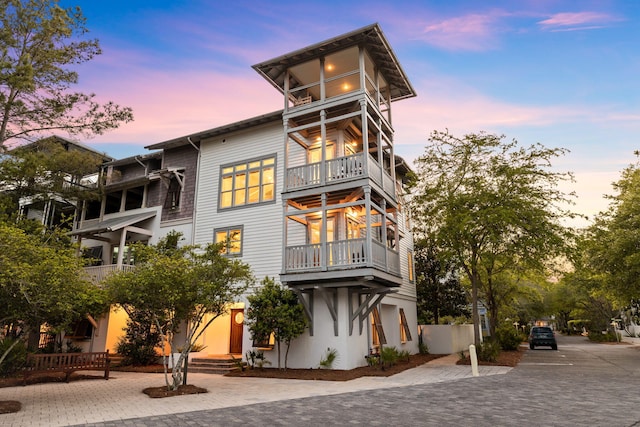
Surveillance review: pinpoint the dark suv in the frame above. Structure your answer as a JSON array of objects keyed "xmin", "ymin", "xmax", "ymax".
[{"xmin": 529, "ymin": 326, "xmax": 557, "ymax": 350}]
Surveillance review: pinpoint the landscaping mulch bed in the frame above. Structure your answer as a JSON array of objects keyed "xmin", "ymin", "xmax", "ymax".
[
  {"xmin": 456, "ymin": 346, "xmax": 525, "ymax": 367},
  {"xmin": 225, "ymin": 353, "xmax": 447, "ymax": 381},
  {"xmin": 143, "ymin": 384, "xmax": 208, "ymax": 398},
  {"xmin": 0, "ymin": 400, "xmax": 21, "ymax": 414}
]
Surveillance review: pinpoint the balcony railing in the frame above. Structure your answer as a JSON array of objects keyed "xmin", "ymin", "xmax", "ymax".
[
  {"xmin": 284, "ymin": 238, "xmax": 400, "ymax": 276},
  {"xmin": 287, "ymin": 153, "xmax": 365, "ymax": 190},
  {"xmin": 286, "ymin": 152, "xmax": 395, "ymax": 197},
  {"xmin": 84, "ymin": 264, "xmax": 134, "ymax": 285}
]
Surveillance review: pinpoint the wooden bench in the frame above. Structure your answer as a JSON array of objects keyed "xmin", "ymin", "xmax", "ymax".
[{"xmin": 23, "ymin": 351, "xmax": 110, "ymax": 385}]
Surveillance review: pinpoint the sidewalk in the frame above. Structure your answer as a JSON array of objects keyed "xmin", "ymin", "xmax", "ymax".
[{"xmin": 0, "ymin": 354, "xmax": 511, "ymax": 427}]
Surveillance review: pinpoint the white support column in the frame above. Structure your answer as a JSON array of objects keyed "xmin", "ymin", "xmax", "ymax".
[
  {"xmin": 320, "ymin": 57, "xmax": 326, "ymax": 101},
  {"xmin": 321, "ymin": 192, "xmax": 327, "ymax": 271},
  {"xmin": 364, "ymin": 186, "xmax": 372, "ymax": 267},
  {"xmin": 283, "ymin": 117, "xmax": 290, "ymax": 191},
  {"xmin": 358, "ymin": 45, "xmax": 366, "ymax": 94},
  {"xmin": 381, "ymin": 198, "xmax": 387, "ymax": 269},
  {"xmin": 284, "ymin": 69, "xmax": 290, "ymax": 111},
  {"xmin": 360, "ymin": 98, "xmax": 368, "ymax": 174},
  {"xmin": 116, "ymin": 229, "xmax": 127, "ymax": 267},
  {"xmin": 282, "ymin": 199, "xmax": 288, "ymax": 274},
  {"xmin": 320, "ymin": 109, "xmax": 326, "ymax": 186}
]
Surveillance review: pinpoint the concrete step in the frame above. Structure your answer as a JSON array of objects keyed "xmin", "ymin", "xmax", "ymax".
[
  {"xmin": 188, "ymin": 357, "xmax": 245, "ymax": 375},
  {"xmin": 187, "ymin": 366, "xmax": 242, "ymax": 375}
]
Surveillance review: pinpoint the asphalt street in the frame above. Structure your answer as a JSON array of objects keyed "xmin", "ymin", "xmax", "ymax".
[{"xmin": 78, "ymin": 334, "xmax": 640, "ymax": 427}]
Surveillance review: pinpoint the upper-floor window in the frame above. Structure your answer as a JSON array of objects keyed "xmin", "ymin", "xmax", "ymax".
[
  {"xmin": 407, "ymin": 250, "xmax": 415, "ymax": 282},
  {"xmin": 164, "ymin": 177, "xmax": 182, "ymax": 210},
  {"xmin": 215, "ymin": 226, "xmax": 243, "ymax": 256},
  {"xmin": 219, "ymin": 156, "xmax": 276, "ymax": 209}
]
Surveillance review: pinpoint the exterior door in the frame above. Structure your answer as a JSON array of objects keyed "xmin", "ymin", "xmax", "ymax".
[
  {"xmin": 229, "ymin": 309, "xmax": 244, "ymax": 354},
  {"xmin": 308, "ymin": 216, "xmax": 335, "ymax": 266}
]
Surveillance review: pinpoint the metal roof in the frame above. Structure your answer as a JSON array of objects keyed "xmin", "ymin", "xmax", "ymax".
[
  {"xmin": 69, "ymin": 211, "xmax": 156, "ymax": 236},
  {"xmin": 252, "ymin": 23, "xmax": 416, "ymax": 102}
]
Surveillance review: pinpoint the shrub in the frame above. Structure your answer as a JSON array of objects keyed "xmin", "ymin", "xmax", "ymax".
[
  {"xmin": 588, "ymin": 332, "xmax": 619, "ymax": 343},
  {"xmin": 0, "ymin": 338, "xmax": 27, "ymax": 377},
  {"xmin": 65, "ymin": 340, "xmax": 83, "ymax": 353},
  {"xmin": 365, "ymin": 353, "xmax": 380, "ymax": 367},
  {"xmin": 319, "ymin": 347, "xmax": 338, "ymax": 369},
  {"xmin": 380, "ymin": 346, "xmax": 400, "ymax": 368},
  {"xmin": 116, "ymin": 312, "xmax": 161, "ymax": 366},
  {"xmin": 398, "ymin": 349, "xmax": 411, "ymax": 362},
  {"xmin": 476, "ymin": 340, "xmax": 500, "ymax": 362},
  {"xmin": 245, "ymin": 349, "xmax": 270, "ymax": 369},
  {"xmin": 496, "ymin": 325, "xmax": 524, "ymax": 351}
]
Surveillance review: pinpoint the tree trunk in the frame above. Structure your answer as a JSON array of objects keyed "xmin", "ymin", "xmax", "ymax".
[
  {"xmin": 27, "ymin": 328, "xmax": 41, "ymax": 351},
  {"xmin": 276, "ymin": 340, "xmax": 282, "ymax": 369},
  {"xmin": 471, "ymin": 271, "xmax": 481, "ymax": 346},
  {"xmin": 284, "ymin": 341, "xmax": 291, "ymax": 369}
]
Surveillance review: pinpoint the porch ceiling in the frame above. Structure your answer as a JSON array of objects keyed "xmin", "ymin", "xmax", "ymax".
[{"xmin": 252, "ymin": 23, "xmax": 416, "ymax": 103}]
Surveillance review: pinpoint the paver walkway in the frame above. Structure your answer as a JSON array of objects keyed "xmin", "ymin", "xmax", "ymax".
[{"xmin": 0, "ymin": 354, "xmax": 510, "ymax": 426}]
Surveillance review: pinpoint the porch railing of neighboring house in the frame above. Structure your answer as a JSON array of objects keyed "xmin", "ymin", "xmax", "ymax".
[
  {"xmin": 84, "ymin": 264, "xmax": 135, "ymax": 285},
  {"xmin": 284, "ymin": 238, "xmax": 400, "ymax": 276}
]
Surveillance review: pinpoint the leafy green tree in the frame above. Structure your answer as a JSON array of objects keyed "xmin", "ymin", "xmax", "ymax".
[
  {"xmin": 0, "ymin": 222, "xmax": 108, "ymax": 367},
  {"xmin": 414, "ymin": 237, "xmax": 469, "ymax": 324},
  {"xmin": 105, "ymin": 231, "xmax": 253, "ymax": 390},
  {"xmin": 0, "ymin": 137, "xmax": 105, "ymax": 220},
  {"xmin": 0, "ymin": 0, "xmax": 133, "ymax": 151},
  {"xmin": 410, "ymin": 131, "xmax": 576, "ymax": 343},
  {"xmin": 115, "ymin": 309, "xmax": 162, "ymax": 366},
  {"xmin": 585, "ymin": 161, "xmax": 640, "ymax": 302},
  {"xmin": 246, "ymin": 277, "xmax": 307, "ymax": 369}
]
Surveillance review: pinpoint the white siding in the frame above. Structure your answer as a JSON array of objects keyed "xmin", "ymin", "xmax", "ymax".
[
  {"xmin": 194, "ymin": 122, "xmax": 285, "ymax": 284},
  {"xmin": 397, "ymin": 187, "xmax": 417, "ymax": 299},
  {"xmin": 288, "ymin": 139, "xmax": 306, "ymax": 167}
]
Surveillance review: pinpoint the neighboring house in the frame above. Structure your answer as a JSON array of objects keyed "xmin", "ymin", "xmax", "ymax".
[
  {"xmin": 11, "ymin": 136, "xmax": 113, "ymax": 231},
  {"xmin": 72, "ymin": 23, "xmax": 418, "ymax": 369},
  {"xmin": 67, "ymin": 143, "xmax": 199, "ymax": 351}
]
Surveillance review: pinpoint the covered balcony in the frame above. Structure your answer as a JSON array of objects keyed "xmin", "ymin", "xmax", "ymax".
[
  {"xmin": 284, "ymin": 237, "xmax": 400, "ymax": 276},
  {"xmin": 285, "ymin": 151, "xmax": 396, "ymax": 197},
  {"xmin": 281, "ymin": 187, "xmax": 402, "ymax": 287}
]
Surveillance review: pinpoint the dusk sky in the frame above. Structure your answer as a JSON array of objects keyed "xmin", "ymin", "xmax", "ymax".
[{"xmin": 64, "ymin": 0, "xmax": 639, "ymax": 227}]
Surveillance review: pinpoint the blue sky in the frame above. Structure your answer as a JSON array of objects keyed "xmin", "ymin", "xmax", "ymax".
[{"xmin": 63, "ymin": 0, "xmax": 640, "ymax": 226}]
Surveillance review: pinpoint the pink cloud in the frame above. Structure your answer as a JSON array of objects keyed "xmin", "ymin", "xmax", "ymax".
[
  {"xmin": 418, "ymin": 10, "xmax": 509, "ymax": 51},
  {"xmin": 538, "ymin": 12, "xmax": 620, "ymax": 31},
  {"xmin": 79, "ymin": 63, "xmax": 282, "ymax": 148}
]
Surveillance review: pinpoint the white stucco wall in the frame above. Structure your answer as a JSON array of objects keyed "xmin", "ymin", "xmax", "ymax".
[{"xmin": 420, "ymin": 324, "xmax": 475, "ymax": 355}]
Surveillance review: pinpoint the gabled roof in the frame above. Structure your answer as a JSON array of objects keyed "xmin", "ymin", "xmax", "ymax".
[
  {"xmin": 10, "ymin": 135, "xmax": 114, "ymax": 163},
  {"xmin": 252, "ymin": 23, "xmax": 416, "ymax": 102},
  {"xmin": 105, "ymin": 151, "xmax": 162, "ymax": 167},
  {"xmin": 146, "ymin": 110, "xmax": 283, "ymax": 151}
]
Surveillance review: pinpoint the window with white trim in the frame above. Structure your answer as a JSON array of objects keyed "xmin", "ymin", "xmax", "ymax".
[{"xmin": 219, "ymin": 156, "xmax": 275, "ymax": 209}]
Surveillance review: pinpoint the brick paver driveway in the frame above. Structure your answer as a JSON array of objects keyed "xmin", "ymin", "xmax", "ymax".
[{"xmin": 83, "ymin": 334, "xmax": 640, "ymax": 427}]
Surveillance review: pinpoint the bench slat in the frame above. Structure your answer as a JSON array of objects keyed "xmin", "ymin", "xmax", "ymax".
[{"xmin": 23, "ymin": 351, "xmax": 110, "ymax": 385}]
